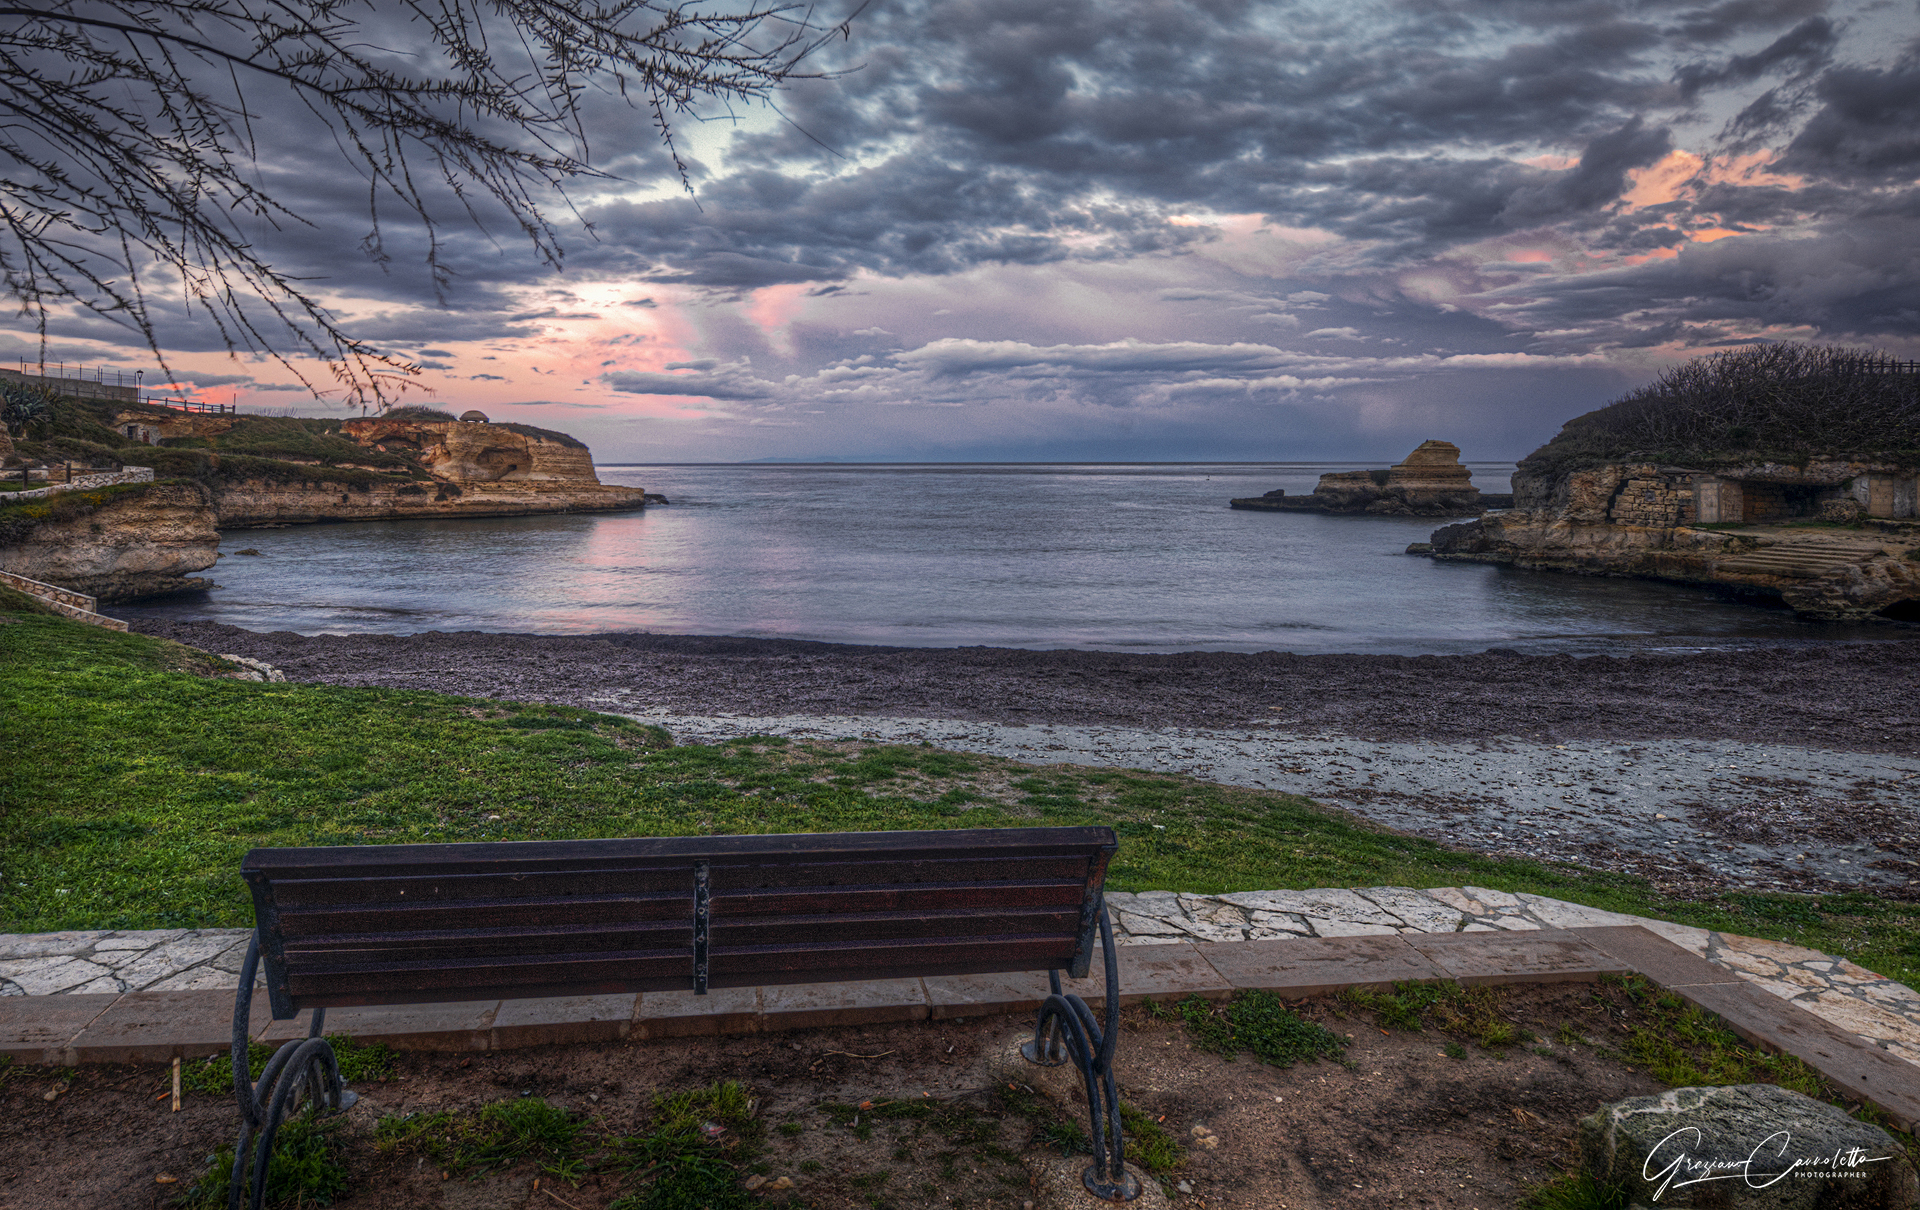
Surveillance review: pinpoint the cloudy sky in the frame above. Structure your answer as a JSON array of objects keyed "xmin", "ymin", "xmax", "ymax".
[{"xmin": 12, "ymin": 0, "xmax": 1920, "ymax": 462}]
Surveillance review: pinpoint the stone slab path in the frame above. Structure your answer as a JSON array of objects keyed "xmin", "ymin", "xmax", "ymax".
[
  {"xmin": 7, "ymin": 885, "xmax": 1917, "ymax": 1080},
  {"xmin": 619, "ymin": 710, "xmax": 1920, "ymax": 894}
]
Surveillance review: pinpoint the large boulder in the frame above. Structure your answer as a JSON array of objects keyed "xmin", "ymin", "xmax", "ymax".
[{"xmin": 1579, "ymin": 1084, "xmax": 1917, "ymax": 1209}]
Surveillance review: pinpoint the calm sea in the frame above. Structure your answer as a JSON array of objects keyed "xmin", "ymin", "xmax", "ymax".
[{"xmin": 114, "ymin": 463, "xmax": 1907, "ymax": 655}]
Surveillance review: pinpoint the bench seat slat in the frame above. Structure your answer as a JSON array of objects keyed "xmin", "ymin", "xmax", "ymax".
[
  {"xmin": 709, "ymin": 880, "xmax": 1084, "ymax": 916},
  {"xmin": 286, "ymin": 951, "xmax": 691, "ymax": 999},
  {"xmin": 269, "ymin": 869, "xmax": 693, "ymax": 907},
  {"xmin": 710, "ymin": 906, "xmax": 1080, "ymax": 947},
  {"xmin": 706, "ymin": 855, "xmax": 1090, "ymax": 890},
  {"xmin": 277, "ymin": 893, "xmax": 693, "ymax": 935},
  {"xmin": 285, "ymin": 921, "xmax": 692, "ymax": 961},
  {"xmin": 708, "ymin": 935, "xmax": 1076, "ymax": 982}
]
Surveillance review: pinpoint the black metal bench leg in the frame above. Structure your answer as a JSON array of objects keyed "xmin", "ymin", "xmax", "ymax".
[
  {"xmin": 1024, "ymin": 903, "xmax": 1141, "ymax": 1201},
  {"xmin": 228, "ymin": 932, "xmax": 358, "ymax": 1210}
]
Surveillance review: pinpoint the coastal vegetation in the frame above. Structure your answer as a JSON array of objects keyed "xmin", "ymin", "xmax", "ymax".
[
  {"xmin": 1524, "ymin": 343, "xmax": 1920, "ymax": 472},
  {"xmin": 4, "ymin": 602, "xmax": 1915, "ymax": 989}
]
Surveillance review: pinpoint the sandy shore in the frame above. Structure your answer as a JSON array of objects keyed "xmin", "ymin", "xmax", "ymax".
[{"xmin": 128, "ymin": 621, "xmax": 1920, "ymax": 898}]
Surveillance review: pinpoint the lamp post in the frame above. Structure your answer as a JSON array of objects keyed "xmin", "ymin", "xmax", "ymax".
[{"xmin": 136, "ymin": 369, "xmax": 144, "ymax": 403}]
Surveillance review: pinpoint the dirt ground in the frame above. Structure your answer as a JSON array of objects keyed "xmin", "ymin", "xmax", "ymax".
[
  {"xmin": 0, "ymin": 983, "xmax": 1726, "ymax": 1210},
  {"xmin": 131, "ymin": 620, "xmax": 1920, "ymax": 754}
]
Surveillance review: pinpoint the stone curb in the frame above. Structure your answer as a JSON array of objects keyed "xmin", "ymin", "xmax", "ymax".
[
  {"xmin": 9, "ymin": 884, "xmax": 1916, "ymax": 1074},
  {"xmin": 2, "ymin": 924, "xmax": 1916, "ymax": 1130}
]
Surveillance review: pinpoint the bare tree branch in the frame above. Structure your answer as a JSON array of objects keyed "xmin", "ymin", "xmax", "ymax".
[{"xmin": 0, "ymin": 0, "xmax": 856, "ymax": 407}]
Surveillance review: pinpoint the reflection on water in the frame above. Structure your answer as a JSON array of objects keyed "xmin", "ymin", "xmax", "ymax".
[{"xmin": 116, "ymin": 463, "xmax": 1910, "ymax": 655}]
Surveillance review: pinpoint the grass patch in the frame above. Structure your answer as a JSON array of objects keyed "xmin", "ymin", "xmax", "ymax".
[
  {"xmin": 1520, "ymin": 1169, "xmax": 1630, "ymax": 1210},
  {"xmin": 608, "ymin": 1081, "xmax": 759, "ymax": 1210},
  {"xmin": 1600, "ymin": 974, "xmax": 1828, "ymax": 1097},
  {"xmin": 179, "ymin": 1035, "xmax": 397, "ymax": 1096},
  {"xmin": 1343, "ymin": 980, "xmax": 1540, "ymax": 1052},
  {"xmin": 1154, "ymin": 991, "xmax": 1348, "ymax": 1067},
  {"xmin": 184, "ymin": 1111, "xmax": 351, "ymax": 1208},
  {"xmin": 3, "ymin": 608, "xmax": 1917, "ymax": 990},
  {"xmin": 1117, "ymin": 1103, "xmax": 1185, "ymax": 1173},
  {"xmin": 375, "ymin": 1096, "xmax": 584, "ymax": 1179}
]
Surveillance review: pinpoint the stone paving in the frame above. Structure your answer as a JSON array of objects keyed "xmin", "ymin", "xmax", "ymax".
[
  {"xmin": 6, "ymin": 885, "xmax": 1917, "ymax": 1073},
  {"xmin": 1103, "ymin": 885, "xmax": 1920, "ymax": 1072}
]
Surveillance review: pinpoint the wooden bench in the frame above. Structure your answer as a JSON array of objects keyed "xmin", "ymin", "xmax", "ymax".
[{"xmin": 225, "ymin": 826, "xmax": 1140, "ymax": 1207}]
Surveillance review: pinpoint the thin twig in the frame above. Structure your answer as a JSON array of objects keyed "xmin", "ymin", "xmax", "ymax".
[{"xmin": 822, "ymin": 1050, "xmax": 893, "ymax": 1059}]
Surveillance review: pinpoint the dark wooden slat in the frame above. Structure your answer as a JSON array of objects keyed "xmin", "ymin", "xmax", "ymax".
[
  {"xmin": 284, "ymin": 975, "xmax": 685, "ymax": 1010},
  {"xmin": 269, "ymin": 868, "xmax": 694, "ymax": 907},
  {"xmin": 286, "ymin": 950, "xmax": 690, "ymax": 999},
  {"xmin": 245, "ymin": 826, "xmax": 1117, "ymax": 876},
  {"xmin": 709, "ymin": 934, "xmax": 1076, "ymax": 977},
  {"xmin": 286, "ymin": 923, "xmax": 693, "ymax": 964},
  {"xmin": 706, "ymin": 855, "xmax": 1090, "ymax": 891},
  {"xmin": 277, "ymin": 893, "xmax": 692, "ymax": 936},
  {"xmin": 709, "ymin": 880, "xmax": 1085, "ymax": 916},
  {"xmin": 709, "ymin": 952, "xmax": 1080, "ymax": 990},
  {"xmin": 711, "ymin": 907, "xmax": 1080, "ymax": 948}
]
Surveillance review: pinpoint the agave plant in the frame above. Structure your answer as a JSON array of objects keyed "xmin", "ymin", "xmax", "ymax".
[{"xmin": 0, "ymin": 382, "xmax": 56, "ymax": 437}]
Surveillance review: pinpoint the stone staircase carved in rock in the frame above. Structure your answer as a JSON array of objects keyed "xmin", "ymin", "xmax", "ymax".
[{"xmin": 1716, "ymin": 541, "xmax": 1887, "ymax": 580}]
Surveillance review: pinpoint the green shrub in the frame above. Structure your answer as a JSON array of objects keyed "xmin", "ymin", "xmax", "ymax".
[{"xmin": 1524, "ymin": 343, "xmax": 1920, "ymax": 473}]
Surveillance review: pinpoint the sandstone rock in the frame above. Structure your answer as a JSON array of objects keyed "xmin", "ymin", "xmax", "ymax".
[
  {"xmin": 1579, "ymin": 1084, "xmax": 1917, "ymax": 1209},
  {"xmin": 342, "ymin": 417, "xmax": 597, "ymax": 484},
  {"xmin": 0, "ymin": 482, "xmax": 219, "ymax": 601},
  {"xmin": 1821, "ymin": 498, "xmax": 1863, "ymax": 523}
]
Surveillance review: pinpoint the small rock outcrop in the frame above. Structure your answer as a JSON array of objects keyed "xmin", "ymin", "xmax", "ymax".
[
  {"xmin": 1579, "ymin": 1084, "xmax": 1917, "ymax": 1209},
  {"xmin": 1231, "ymin": 441, "xmax": 1507, "ymax": 516}
]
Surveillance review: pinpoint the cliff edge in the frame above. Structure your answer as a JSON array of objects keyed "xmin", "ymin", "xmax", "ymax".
[{"xmin": 1417, "ymin": 345, "xmax": 1920, "ymax": 621}]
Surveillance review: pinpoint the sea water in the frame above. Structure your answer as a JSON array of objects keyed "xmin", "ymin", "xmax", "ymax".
[{"xmin": 113, "ymin": 462, "xmax": 1906, "ymax": 655}]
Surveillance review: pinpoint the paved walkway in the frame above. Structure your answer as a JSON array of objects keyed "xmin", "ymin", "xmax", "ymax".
[{"xmin": 7, "ymin": 885, "xmax": 1918, "ymax": 1077}]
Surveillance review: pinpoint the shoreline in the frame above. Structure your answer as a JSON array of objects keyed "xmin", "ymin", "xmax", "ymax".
[
  {"xmin": 132, "ymin": 619, "xmax": 1920, "ymax": 753},
  {"xmin": 124, "ymin": 619, "xmax": 1920, "ymax": 900}
]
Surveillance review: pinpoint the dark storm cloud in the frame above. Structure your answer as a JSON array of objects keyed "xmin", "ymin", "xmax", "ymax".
[
  {"xmin": 1776, "ymin": 60, "xmax": 1920, "ymax": 180},
  {"xmin": 1673, "ymin": 15, "xmax": 1836, "ymax": 97},
  {"xmin": 556, "ymin": 0, "xmax": 1883, "ymax": 296},
  {"xmin": 1479, "ymin": 217, "xmax": 1920, "ymax": 341},
  {"xmin": 33, "ymin": 0, "xmax": 1916, "ymax": 388}
]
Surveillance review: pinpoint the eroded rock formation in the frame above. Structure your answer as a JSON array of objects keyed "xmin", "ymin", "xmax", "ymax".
[
  {"xmin": 0, "ymin": 482, "xmax": 219, "ymax": 601},
  {"xmin": 1231, "ymin": 440, "xmax": 1505, "ymax": 516},
  {"xmin": 341, "ymin": 416, "xmax": 599, "ymax": 483},
  {"xmin": 213, "ymin": 414, "xmax": 646, "ymax": 526}
]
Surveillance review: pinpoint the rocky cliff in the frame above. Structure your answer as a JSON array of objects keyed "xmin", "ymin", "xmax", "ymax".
[
  {"xmin": 215, "ymin": 474, "xmax": 649, "ymax": 527},
  {"xmin": 210, "ymin": 412, "xmax": 645, "ymax": 525},
  {"xmin": 0, "ymin": 482, "xmax": 219, "ymax": 601},
  {"xmin": 1424, "ymin": 458, "xmax": 1920, "ymax": 621},
  {"xmin": 340, "ymin": 416, "xmax": 601, "ymax": 483}
]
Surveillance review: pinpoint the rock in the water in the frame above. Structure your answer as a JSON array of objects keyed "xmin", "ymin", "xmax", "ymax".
[{"xmin": 1579, "ymin": 1084, "xmax": 1917, "ymax": 1209}]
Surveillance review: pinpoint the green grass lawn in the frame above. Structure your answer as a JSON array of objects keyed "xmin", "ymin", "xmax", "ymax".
[{"xmin": 2, "ymin": 603, "xmax": 1915, "ymax": 988}]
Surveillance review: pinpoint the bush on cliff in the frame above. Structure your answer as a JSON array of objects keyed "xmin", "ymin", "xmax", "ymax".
[
  {"xmin": 0, "ymin": 481, "xmax": 162, "ymax": 545},
  {"xmin": 1525, "ymin": 343, "xmax": 1920, "ymax": 472},
  {"xmin": 142, "ymin": 449, "xmax": 420, "ymax": 487}
]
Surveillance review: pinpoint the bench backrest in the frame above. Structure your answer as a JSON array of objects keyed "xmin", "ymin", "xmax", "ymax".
[{"xmin": 242, "ymin": 826, "xmax": 1117, "ymax": 1018}]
